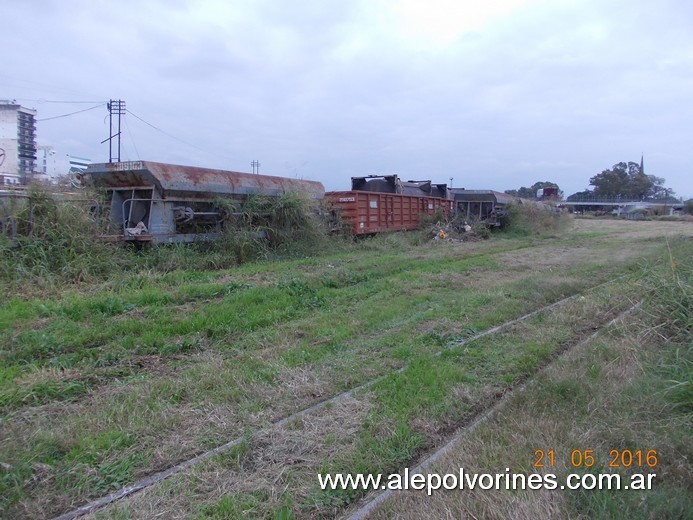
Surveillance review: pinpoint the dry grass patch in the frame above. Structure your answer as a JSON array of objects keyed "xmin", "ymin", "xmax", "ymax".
[
  {"xmin": 358, "ymin": 252, "xmax": 691, "ymax": 519},
  {"xmin": 88, "ymin": 395, "xmax": 374, "ymax": 519}
]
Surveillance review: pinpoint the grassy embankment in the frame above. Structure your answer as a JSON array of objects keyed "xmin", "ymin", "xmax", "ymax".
[
  {"xmin": 0, "ymin": 190, "xmax": 690, "ymax": 519},
  {"xmin": 360, "ymin": 235, "xmax": 691, "ymax": 520}
]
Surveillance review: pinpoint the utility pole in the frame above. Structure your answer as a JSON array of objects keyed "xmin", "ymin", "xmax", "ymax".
[
  {"xmin": 102, "ymin": 100, "xmax": 126, "ymax": 163},
  {"xmin": 251, "ymin": 160, "xmax": 260, "ymax": 174}
]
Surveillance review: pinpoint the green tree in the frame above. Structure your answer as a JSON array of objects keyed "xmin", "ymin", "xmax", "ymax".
[
  {"xmin": 505, "ymin": 181, "xmax": 561, "ymax": 200},
  {"xmin": 567, "ymin": 190, "xmax": 594, "ymax": 202},
  {"xmin": 684, "ymin": 199, "xmax": 693, "ymax": 215},
  {"xmin": 589, "ymin": 161, "xmax": 667, "ymax": 199}
]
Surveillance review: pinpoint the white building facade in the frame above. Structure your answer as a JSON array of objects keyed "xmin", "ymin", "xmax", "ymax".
[{"xmin": 0, "ymin": 100, "xmax": 37, "ymax": 185}]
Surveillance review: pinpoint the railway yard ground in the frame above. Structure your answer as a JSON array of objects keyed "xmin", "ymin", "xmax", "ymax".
[{"xmin": 1, "ymin": 218, "xmax": 691, "ymax": 519}]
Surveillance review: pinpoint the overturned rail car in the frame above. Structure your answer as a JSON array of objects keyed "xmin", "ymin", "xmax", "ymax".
[
  {"xmin": 450, "ymin": 189, "xmax": 516, "ymax": 227},
  {"xmin": 83, "ymin": 161, "xmax": 325, "ymax": 243}
]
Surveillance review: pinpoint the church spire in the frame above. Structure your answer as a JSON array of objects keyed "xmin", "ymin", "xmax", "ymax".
[{"xmin": 640, "ymin": 153, "xmax": 644, "ymax": 175}]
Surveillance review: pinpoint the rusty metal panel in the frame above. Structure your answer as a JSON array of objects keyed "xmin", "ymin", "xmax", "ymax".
[
  {"xmin": 83, "ymin": 161, "xmax": 325, "ymax": 200},
  {"xmin": 83, "ymin": 161, "xmax": 325, "ymax": 243},
  {"xmin": 326, "ymin": 191, "xmax": 455, "ymax": 235}
]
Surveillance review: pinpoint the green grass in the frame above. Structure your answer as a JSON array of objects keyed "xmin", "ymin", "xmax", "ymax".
[
  {"xmin": 0, "ymin": 220, "xmax": 690, "ymax": 518},
  {"xmin": 282, "ymin": 286, "xmax": 636, "ymax": 516},
  {"xmin": 197, "ymin": 492, "xmax": 271, "ymax": 519},
  {"xmin": 361, "ymin": 236, "xmax": 691, "ymax": 519}
]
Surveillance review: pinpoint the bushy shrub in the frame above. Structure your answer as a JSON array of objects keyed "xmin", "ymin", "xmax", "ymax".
[
  {"xmin": 1, "ymin": 185, "xmax": 119, "ymax": 287},
  {"xmin": 214, "ymin": 192, "xmax": 329, "ymax": 260},
  {"xmin": 1, "ymin": 187, "xmax": 332, "ymax": 291},
  {"xmin": 503, "ymin": 201, "xmax": 571, "ymax": 237}
]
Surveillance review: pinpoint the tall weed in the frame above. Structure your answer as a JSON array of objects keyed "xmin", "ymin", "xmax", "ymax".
[
  {"xmin": 638, "ymin": 239, "xmax": 692, "ymax": 414},
  {"xmin": 0, "ymin": 186, "xmax": 119, "ymax": 288},
  {"xmin": 1, "ymin": 187, "xmax": 333, "ymax": 292},
  {"xmin": 503, "ymin": 201, "xmax": 571, "ymax": 237}
]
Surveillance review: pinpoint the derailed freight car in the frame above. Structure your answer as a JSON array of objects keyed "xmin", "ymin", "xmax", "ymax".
[
  {"xmin": 83, "ymin": 161, "xmax": 324, "ymax": 243},
  {"xmin": 326, "ymin": 175, "xmax": 455, "ymax": 235},
  {"xmin": 351, "ymin": 175, "xmax": 449, "ymax": 199},
  {"xmin": 326, "ymin": 191, "xmax": 455, "ymax": 235},
  {"xmin": 450, "ymin": 189, "xmax": 516, "ymax": 227}
]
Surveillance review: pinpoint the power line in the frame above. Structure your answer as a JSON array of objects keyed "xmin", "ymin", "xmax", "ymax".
[
  {"xmin": 40, "ymin": 99, "xmax": 107, "ymax": 104},
  {"xmin": 37, "ymin": 103, "xmax": 106, "ymax": 122},
  {"xmin": 16, "ymin": 98, "xmax": 108, "ymax": 104},
  {"xmin": 126, "ymin": 109, "xmax": 206, "ymax": 152},
  {"xmin": 124, "ymin": 114, "xmax": 141, "ymax": 161}
]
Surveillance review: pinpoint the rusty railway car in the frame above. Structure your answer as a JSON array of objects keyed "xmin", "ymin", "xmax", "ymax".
[
  {"xmin": 326, "ymin": 191, "xmax": 455, "ymax": 235},
  {"xmin": 83, "ymin": 161, "xmax": 324, "ymax": 243},
  {"xmin": 326, "ymin": 175, "xmax": 454, "ymax": 235},
  {"xmin": 449, "ymin": 189, "xmax": 516, "ymax": 227}
]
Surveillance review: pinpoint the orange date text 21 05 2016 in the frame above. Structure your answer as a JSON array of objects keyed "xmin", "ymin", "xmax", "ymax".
[{"xmin": 533, "ymin": 449, "xmax": 659, "ymax": 469}]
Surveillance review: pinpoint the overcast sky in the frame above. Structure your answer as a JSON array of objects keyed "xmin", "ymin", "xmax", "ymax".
[{"xmin": 3, "ymin": 0, "xmax": 692, "ymax": 197}]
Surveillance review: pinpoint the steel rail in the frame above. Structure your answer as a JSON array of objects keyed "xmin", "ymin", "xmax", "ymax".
[
  {"xmin": 53, "ymin": 280, "xmax": 623, "ymax": 520},
  {"xmin": 345, "ymin": 303, "xmax": 641, "ymax": 520}
]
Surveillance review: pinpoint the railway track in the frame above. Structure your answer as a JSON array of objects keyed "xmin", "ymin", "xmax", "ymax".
[
  {"xmin": 345, "ymin": 303, "xmax": 640, "ymax": 520},
  {"xmin": 54, "ymin": 279, "xmax": 625, "ymax": 520}
]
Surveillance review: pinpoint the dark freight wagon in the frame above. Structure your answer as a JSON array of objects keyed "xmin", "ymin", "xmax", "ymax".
[
  {"xmin": 351, "ymin": 174, "xmax": 449, "ymax": 199},
  {"xmin": 450, "ymin": 189, "xmax": 515, "ymax": 227}
]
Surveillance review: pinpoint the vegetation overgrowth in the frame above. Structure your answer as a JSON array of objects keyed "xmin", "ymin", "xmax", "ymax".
[
  {"xmin": 0, "ymin": 185, "xmax": 117, "ymax": 286},
  {"xmin": 2, "ymin": 186, "xmax": 570, "ymax": 294},
  {"xmin": 637, "ymin": 239, "xmax": 692, "ymax": 415},
  {"xmin": 362, "ymin": 237, "xmax": 692, "ymax": 520},
  {"xmin": 684, "ymin": 199, "xmax": 693, "ymax": 215},
  {"xmin": 0, "ymin": 187, "xmax": 690, "ymax": 518},
  {"xmin": 0, "ymin": 187, "xmax": 343, "ymax": 294},
  {"xmin": 503, "ymin": 201, "xmax": 572, "ymax": 237},
  {"xmin": 559, "ymin": 238, "xmax": 692, "ymax": 518}
]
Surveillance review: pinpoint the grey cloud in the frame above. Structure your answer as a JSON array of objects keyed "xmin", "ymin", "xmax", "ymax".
[{"xmin": 2, "ymin": 0, "xmax": 691, "ymax": 197}]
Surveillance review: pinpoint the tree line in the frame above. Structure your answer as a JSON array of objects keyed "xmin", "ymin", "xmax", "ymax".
[{"xmin": 505, "ymin": 160, "xmax": 681, "ymax": 203}]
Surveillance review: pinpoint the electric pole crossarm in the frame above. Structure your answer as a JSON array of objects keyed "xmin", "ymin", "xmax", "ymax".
[
  {"xmin": 100, "ymin": 132, "xmax": 121, "ymax": 145},
  {"xmin": 105, "ymin": 100, "xmax": 126, "ymax": 163}
]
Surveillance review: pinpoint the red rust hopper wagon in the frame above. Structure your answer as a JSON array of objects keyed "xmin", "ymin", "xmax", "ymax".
[{"xmin": 83, "ymin": 161, "xmax": 324, "ymax": 243}]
